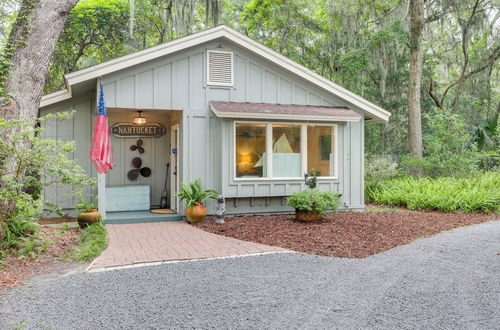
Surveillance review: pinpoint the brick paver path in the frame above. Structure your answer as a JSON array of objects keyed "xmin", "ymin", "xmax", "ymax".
[{"xmin": 89, "ymin": 222, "xmax": 286, "ymax": 269}]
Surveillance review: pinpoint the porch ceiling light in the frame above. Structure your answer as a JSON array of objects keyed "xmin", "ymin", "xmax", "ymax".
[{"xmin": 133, "ymin": 111, "xmax": 147, "ymax": 125}]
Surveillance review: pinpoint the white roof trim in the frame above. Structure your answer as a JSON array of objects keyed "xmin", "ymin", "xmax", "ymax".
[
  {"xmin": 40, "ymin": 89, "xmax": 72, "ymax": 108},
  {"xmin": 40, "ymin": 25, "xmax": 390, "ymax": 122}
]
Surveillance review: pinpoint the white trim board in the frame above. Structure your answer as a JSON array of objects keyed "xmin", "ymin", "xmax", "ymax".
[{"xmin": 40, "ymin": 25, "xmax": 390, "ymax": 123}]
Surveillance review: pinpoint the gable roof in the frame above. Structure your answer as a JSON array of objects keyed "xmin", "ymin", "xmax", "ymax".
[{"xmin": 41, "ymin": 25, "xmax": 390, "ymax": 122}]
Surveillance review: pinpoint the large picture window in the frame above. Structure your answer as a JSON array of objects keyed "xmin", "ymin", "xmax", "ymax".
[{"xmin": 234, "ymin": 122, "xmax": 338, "ymax": 180}]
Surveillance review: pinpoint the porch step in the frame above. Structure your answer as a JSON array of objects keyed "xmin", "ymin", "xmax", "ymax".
[{"xmin": 105, "ymin": 211, "xmax": 183, "ymax": 224}]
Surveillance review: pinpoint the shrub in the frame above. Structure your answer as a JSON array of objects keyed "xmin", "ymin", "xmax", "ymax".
[
  {"xmin": 70, "ymin": 221, "xmax": 108, "ymax": 262},
  {"xmin": 401, "ymin": 108, "xmax": 480, "ymax": 177},
  {"xmin": 287, "ymin": 189, "xmax": 340, "ymax": 214},
  {"xmin": 365, "ymin": 154, "xmax": 400, "ymax": 187},
  {"xmin": 366, "ymin": 172, "xmax": 500, "ymax": 213},
  {"xmin": 0, "ymin": 112, "xmax": 95, "ymax": 254}
]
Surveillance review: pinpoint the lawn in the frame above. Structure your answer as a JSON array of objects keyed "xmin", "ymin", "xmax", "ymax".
[{"xmin": 195, "ymin": 208, "xmax": 497, "ymax": 258}]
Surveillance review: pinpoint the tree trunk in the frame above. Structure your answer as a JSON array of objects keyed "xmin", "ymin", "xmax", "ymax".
[
  {"xmin": 407, "ymin": 0, "xmax": 425, "ymax": 177},
  {"xmin": 0, "ymin": 0, "xmax": 78, "ymax": 236}
]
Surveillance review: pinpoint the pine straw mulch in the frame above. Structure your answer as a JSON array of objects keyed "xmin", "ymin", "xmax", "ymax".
[
  {"xmin": 0, "ymin": 225, "xmax": 82, "ymax": 291},
  {"xmin": 195, "ymin": 208, "xmax": 498, "ymax": 258}
]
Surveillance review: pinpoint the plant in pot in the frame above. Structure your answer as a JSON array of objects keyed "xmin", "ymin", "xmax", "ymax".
[
  {"xmin": 76, "ymin": 197, "xmax": 101, "ymax": 228},
  {"xmin": 287, "ymin": 189, "xmax": 340, "ymax": 222},
  {"xmin": 176, "ymin": 178, "xmax": 218, "ymax": 223}
]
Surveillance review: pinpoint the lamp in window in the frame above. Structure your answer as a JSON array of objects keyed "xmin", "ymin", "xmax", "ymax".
[
  {"xmin": 238, "ymin": 154, "xmax": 252, "ymax": 174},
  {"xmin": 133, "ymin": 111, "xmax": 147, "ymax": 125}
]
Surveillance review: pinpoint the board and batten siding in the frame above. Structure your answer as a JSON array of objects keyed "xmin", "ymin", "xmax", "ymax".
[
  {"xmin": 40, "ymin": 38, "xmax": 365, "ymax": 213},
  {"xmin": 40, "ymin": 94, "xmax": 96, "ymax": 211}
]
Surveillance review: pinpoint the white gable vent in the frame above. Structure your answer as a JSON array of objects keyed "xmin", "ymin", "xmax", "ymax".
[{"xmin": 207, "ymin": 50, "xmax": 233, "ymax": 86}]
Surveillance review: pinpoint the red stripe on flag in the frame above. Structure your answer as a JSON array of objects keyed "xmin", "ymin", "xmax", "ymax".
[{"xmin": 90, "ymin": 115, "xmax": 113, "ymax": 174}]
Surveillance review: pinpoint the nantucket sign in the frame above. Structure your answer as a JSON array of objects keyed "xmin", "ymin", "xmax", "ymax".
[{"xmin": 111, "ymin": 123, "xmax": 167, "ymax": 138}]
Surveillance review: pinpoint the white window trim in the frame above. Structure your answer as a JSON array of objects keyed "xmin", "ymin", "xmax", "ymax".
[
  {"xmin": 206, "ymin": 49, "xmax": 234, "ymax": 87},
  {"xmin": 233, "ymin": 121, "xmax": 339, "ymax": 181}
]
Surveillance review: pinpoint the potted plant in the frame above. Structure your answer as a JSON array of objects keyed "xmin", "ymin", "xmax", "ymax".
[
  {"xmin": 287, "ymin": 189, "xmax": 340, "ymax": 222},
  {"xmin": 176, "ymin": 178, "xmax": 218, "ymax": 223},
  {"xmin": 76, "ymin": 200, "xmax": 101, "ymax": 228}
]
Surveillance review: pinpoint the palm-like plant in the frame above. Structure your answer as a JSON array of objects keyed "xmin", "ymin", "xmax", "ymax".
[{"xmin": 176, "ymin": 178, "xmax": 218, "ymax": 208}]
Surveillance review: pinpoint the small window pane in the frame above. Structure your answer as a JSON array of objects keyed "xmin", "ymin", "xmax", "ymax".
[
  {"xmin": 235, "ymin": 123, "xmax": 267, "ymax": 178},
  {"xmin": 272, "ymin": 124, "xmax": 301, "ymax": 177},
  {"xmin": 307, "ymin": 125, "xmax": 334, "ymax": 177}
]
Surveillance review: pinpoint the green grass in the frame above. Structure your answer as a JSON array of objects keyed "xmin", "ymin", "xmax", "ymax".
[
  {"xmin": 366, "ymin": 172, "xmax": 500, "ymax": 213},
  {"xmin": 70, "ymin": 221, "xmax": 108, "ymax": 262}
]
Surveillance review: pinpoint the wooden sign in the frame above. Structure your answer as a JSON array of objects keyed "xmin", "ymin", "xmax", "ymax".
[{"xmin": 111, "ymin": 123, "xmax": 166, "ymax": 138}]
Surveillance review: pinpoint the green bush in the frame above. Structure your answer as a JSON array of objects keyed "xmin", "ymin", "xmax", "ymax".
[
  {"xmin": 366, "ymin": 172, "xmax": 500, "ymax": 213},
  {"xmin": 0, "ymin": 112, "xmax": 95, "ymax": 248},
  {"xmin": 287, "ymin": 189, "xmax": 340, "ymax": 214},
  {"xmin": 401, "ymin": 108, "xmax": 480, "ymax": 177},
  {"xmin": 71, "ymin": 221, "xmax": 108, "ymax": 262}
]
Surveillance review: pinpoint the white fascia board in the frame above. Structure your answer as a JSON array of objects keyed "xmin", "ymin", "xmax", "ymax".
[
  {"xmin": 40, "ymin": 89, "xmax": 72, "ymax": 108},
  {"xmin": 210, "ymin": 104, "xmax": 361, "ymax": 122}
]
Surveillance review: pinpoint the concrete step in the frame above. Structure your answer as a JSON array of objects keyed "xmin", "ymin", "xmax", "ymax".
[{"xmin": 105, "ymin": 211, "xmax": 183, "ymax": 224}]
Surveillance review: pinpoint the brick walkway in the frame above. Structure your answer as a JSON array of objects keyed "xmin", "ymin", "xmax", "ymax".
[{"xmin": 89, "ymin": 222, "xmax": 286, "ymax": 270}]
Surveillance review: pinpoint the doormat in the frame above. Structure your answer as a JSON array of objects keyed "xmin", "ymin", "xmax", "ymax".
[{"xmin": 150, "ymin": 209, "xmax": 176, "ymax": 214}]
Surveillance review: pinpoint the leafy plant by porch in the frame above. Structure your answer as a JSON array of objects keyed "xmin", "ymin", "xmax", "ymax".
[
  {"xmin": 176, "ymin": 178, "xmax": 218, "ymax": 208},
  {"xmin": 177, "ymin": 178, "xmax": 218, "ymax": 223}
]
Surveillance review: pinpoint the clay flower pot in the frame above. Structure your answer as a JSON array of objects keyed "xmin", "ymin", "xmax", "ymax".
[
  {"xmin": 77, "ymin": 209, "xmax": 102, "ymax": 228},
  {"xmin": 185, "ymin": 203, "xmax": 207, "ymax": 224},
  {"xmin": 295, "ymin": 209, "xmax": 323, "ymax": 222}
]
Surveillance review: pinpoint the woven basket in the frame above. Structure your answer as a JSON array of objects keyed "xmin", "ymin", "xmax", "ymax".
[{"xmin": 295, "ymin": 209, "xmax": 322, "ymax": 222}]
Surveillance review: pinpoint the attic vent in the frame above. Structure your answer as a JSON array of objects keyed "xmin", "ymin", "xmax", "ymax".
[{"xmin": 207, "ymin": 50, "xmax": 233, "ymax": 86}]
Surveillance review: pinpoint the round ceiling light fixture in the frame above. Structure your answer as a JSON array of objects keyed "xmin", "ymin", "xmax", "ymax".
[{"xmin": 133, "ymin": 111, "xmax": 147, "ymax": 125}]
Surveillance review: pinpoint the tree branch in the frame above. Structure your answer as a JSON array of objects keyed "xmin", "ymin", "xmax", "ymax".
[{"xmin": 439, "ymin": 45, "xmax": 500, "ymax": 106}]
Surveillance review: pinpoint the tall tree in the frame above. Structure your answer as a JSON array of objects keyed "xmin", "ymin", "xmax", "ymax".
[
  {"xmin": 0, "ymin": 0, "xmax": 78, "ymax": 232},
  {"xmin": 407, "ymin": 0, "xmax": 425, "ymax": 176}
]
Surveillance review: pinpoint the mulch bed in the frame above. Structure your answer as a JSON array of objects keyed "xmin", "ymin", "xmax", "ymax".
[
  {"xmin": 37, "ymin": 216, "xmax": 76, "ymax": 225},
  {"xmin": 0, "ymin": 226, "xmax": 81, "ymax": 291},
  {"xmin": 195, "ymin": 209, "xmax": 497, "ymax": 258}
]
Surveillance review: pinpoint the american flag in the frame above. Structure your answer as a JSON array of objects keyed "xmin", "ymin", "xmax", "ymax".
[{"xmin": 90, "ymin": 84, "xmax": 113, "ymax": 174}]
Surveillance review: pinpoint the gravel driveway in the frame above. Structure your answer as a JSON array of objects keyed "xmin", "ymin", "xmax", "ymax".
[{"xmin": 1, "ymin": 220, "xmax": 499, "ymax": 329}]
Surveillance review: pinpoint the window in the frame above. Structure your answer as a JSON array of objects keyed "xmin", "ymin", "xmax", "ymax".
[
  {"xmin": 272, "ymin": 125, "xmax": 301, "ymax": 177},
  {"xmin": 234, "ymin": 122, "xmax": 338, "ymax": 180},
  {"xmin": 235, "ymin": 123, "xmax": 267, "ymax": 178},
  {"xmin": 307, "ymin": 125, "xmax": 335, "ymax": 177}
]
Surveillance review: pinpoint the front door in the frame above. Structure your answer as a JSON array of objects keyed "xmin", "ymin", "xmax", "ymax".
[{"xmin": 170, "ymin": 124, "xmax": 180, "ymax": 211}]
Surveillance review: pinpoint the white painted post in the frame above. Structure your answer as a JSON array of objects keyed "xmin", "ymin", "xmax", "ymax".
[{"xmin": 98, "ymin": 173, "xmax": 106, "ymax": 218}]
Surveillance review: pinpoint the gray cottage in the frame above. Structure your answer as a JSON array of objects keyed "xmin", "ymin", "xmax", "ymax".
[{"xmin": 40, "ymin": 25, "xmax": 390, "ymax": 222}]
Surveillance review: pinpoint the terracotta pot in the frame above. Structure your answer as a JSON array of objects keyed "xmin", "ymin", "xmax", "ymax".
[
  {"xmin": 185, "ymin": 203, "xmax": 207, "ymax": 224},
  {"xmin": 295, "ymin": 209, "xmax": 323, "ymax": 222},
  {"xmin": 77, "ymin": 209, "xmax": 101, "ymax": 228}
]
